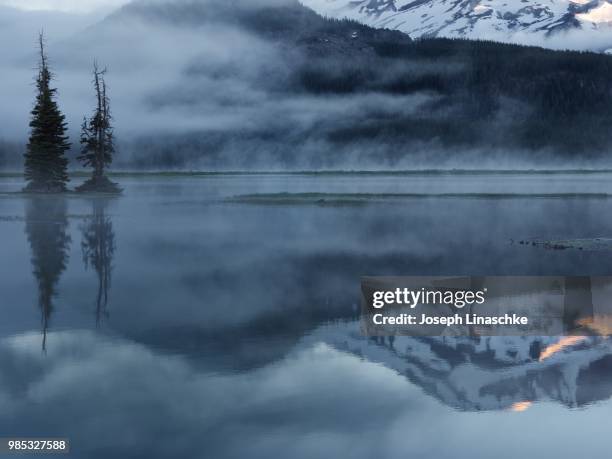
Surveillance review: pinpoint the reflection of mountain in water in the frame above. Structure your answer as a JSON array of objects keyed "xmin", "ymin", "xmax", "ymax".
[
  {"xmin": 307, "ymin": 321, "xmax": 612, "ymax": 411},
  {"xmin": 24, "ymin": 198, "xmax": 71, "ymax": 351},
  {"xmin": 80, "ymin": 199, "xmax": 115, "ymax": 325}
]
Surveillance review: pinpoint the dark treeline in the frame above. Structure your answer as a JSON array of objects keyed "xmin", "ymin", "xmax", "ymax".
[
  {"xmin": 117, "ymin": 0, "xmax": 612, "ymax": 168},
  {"xmin": 0, "ymin": 140, "xmax": 23, "ymax": 169},
  {"xmin": 164, "ymin": 0, "xmax": 612, "ymax": 153},
  {"xmin": 290, "ymin": 24, "xmax": 612, "ymax": 154}
]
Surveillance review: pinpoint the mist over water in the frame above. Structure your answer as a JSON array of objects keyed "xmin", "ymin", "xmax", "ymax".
[
  {"xmin": 2, "ymin": 173, "xmax": 612, "ymax": 457},
  {"xmin": 3, "ymin": 1, "xmax": 612, "ymax": 457}
]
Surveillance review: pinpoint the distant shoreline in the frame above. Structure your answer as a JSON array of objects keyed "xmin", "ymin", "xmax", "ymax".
[{"xmin": 4, "ymin": 169, "xmax": 612, "ymax": 178}]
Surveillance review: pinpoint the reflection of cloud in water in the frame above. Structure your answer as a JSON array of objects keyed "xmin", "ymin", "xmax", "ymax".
[
  {"xmin": 0, "ymin": 331, "xmax": 423, "ymax": 459},
  {"xmin": 3, "ymin": 329, "xmax": 612, "ymax": 458}
]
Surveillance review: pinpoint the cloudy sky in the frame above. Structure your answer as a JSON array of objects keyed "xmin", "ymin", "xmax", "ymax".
[{"xmin": 0, "ymin": 0, "xmax": 130, "ymax": 13}]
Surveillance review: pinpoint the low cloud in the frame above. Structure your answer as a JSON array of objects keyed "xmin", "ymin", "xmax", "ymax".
[{"xmin": 0, "ymin": 0, "xmax": 131, "ymax": 14}]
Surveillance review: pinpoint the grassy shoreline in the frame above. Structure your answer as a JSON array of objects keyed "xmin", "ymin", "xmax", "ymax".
[{"xmin": 226, "ymin": 192, "xmax": 612, "ymax": 205}]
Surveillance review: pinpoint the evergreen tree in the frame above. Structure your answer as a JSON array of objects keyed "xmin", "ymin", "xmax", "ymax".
[
  {"xmin": 24, "ymin": 33, "xmax": 70, "ymax": 193},
  {"xmin": 77, "ymin": 62, "xmax": 120, "ymax": 193}
]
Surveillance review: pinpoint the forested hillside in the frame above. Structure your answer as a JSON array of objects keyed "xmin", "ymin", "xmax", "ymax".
[
  {"xmin": 120, "ymin": 0, "xmax": 612, "ymax": 168},
  {"xmin": 3, "ymin": 0, "xmax": 612, "ymax": 169}
]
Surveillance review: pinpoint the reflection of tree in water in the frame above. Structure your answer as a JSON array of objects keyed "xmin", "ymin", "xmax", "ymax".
[
  {"xmin": 81, "ymin": 199, "xmax": 115, "ymax": 325},
  {"xmin": 24, "ymin": 198, "xmax": 71, "ymax": 351}
]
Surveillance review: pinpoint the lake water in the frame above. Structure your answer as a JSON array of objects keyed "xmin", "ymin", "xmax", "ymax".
[{"xmin": 1, "ymin": 172, "xmax": 612, "ymax": 458}]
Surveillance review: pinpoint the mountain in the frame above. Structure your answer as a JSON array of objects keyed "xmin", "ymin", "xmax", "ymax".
[
  {"xmin": 300, "ymin": 0, "xmax": 612, "ymax": 51},
  {"xmin": 101, "ymin": 0, "xmax": 612, "ymax": 167},
  {"xmin": 4, "ymin": 0, "xmax": 612, "ymax": 169}
]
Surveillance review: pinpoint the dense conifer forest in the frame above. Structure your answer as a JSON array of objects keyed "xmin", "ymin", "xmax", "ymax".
[{"xmin": 122, "ymin": 1, "xmax": 612, "ymax": 167}]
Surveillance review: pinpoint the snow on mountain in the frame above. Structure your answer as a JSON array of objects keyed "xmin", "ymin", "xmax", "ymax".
[{"xmin": 299, "ymin": 0, "xmax": 612, "ymax": 51}]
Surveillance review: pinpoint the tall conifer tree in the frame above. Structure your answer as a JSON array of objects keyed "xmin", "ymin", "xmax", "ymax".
[
  {"xmin": 77, "ymin": 62, "xmax": 120, "ymax": 192},
  {"xmin": 24, "ymin": 33, "xmax": 70, "ymax": 192}
]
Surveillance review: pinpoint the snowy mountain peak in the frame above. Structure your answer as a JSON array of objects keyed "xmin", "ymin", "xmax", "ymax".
[{"xmin": 299, "ymin": 0, "xmax": 612, "ymax": 50}]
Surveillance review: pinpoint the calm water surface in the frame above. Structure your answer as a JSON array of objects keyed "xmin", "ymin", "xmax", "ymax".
[{"xmin": 1, "ymin": 172, "xmax": 612, "ymax": 458}]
